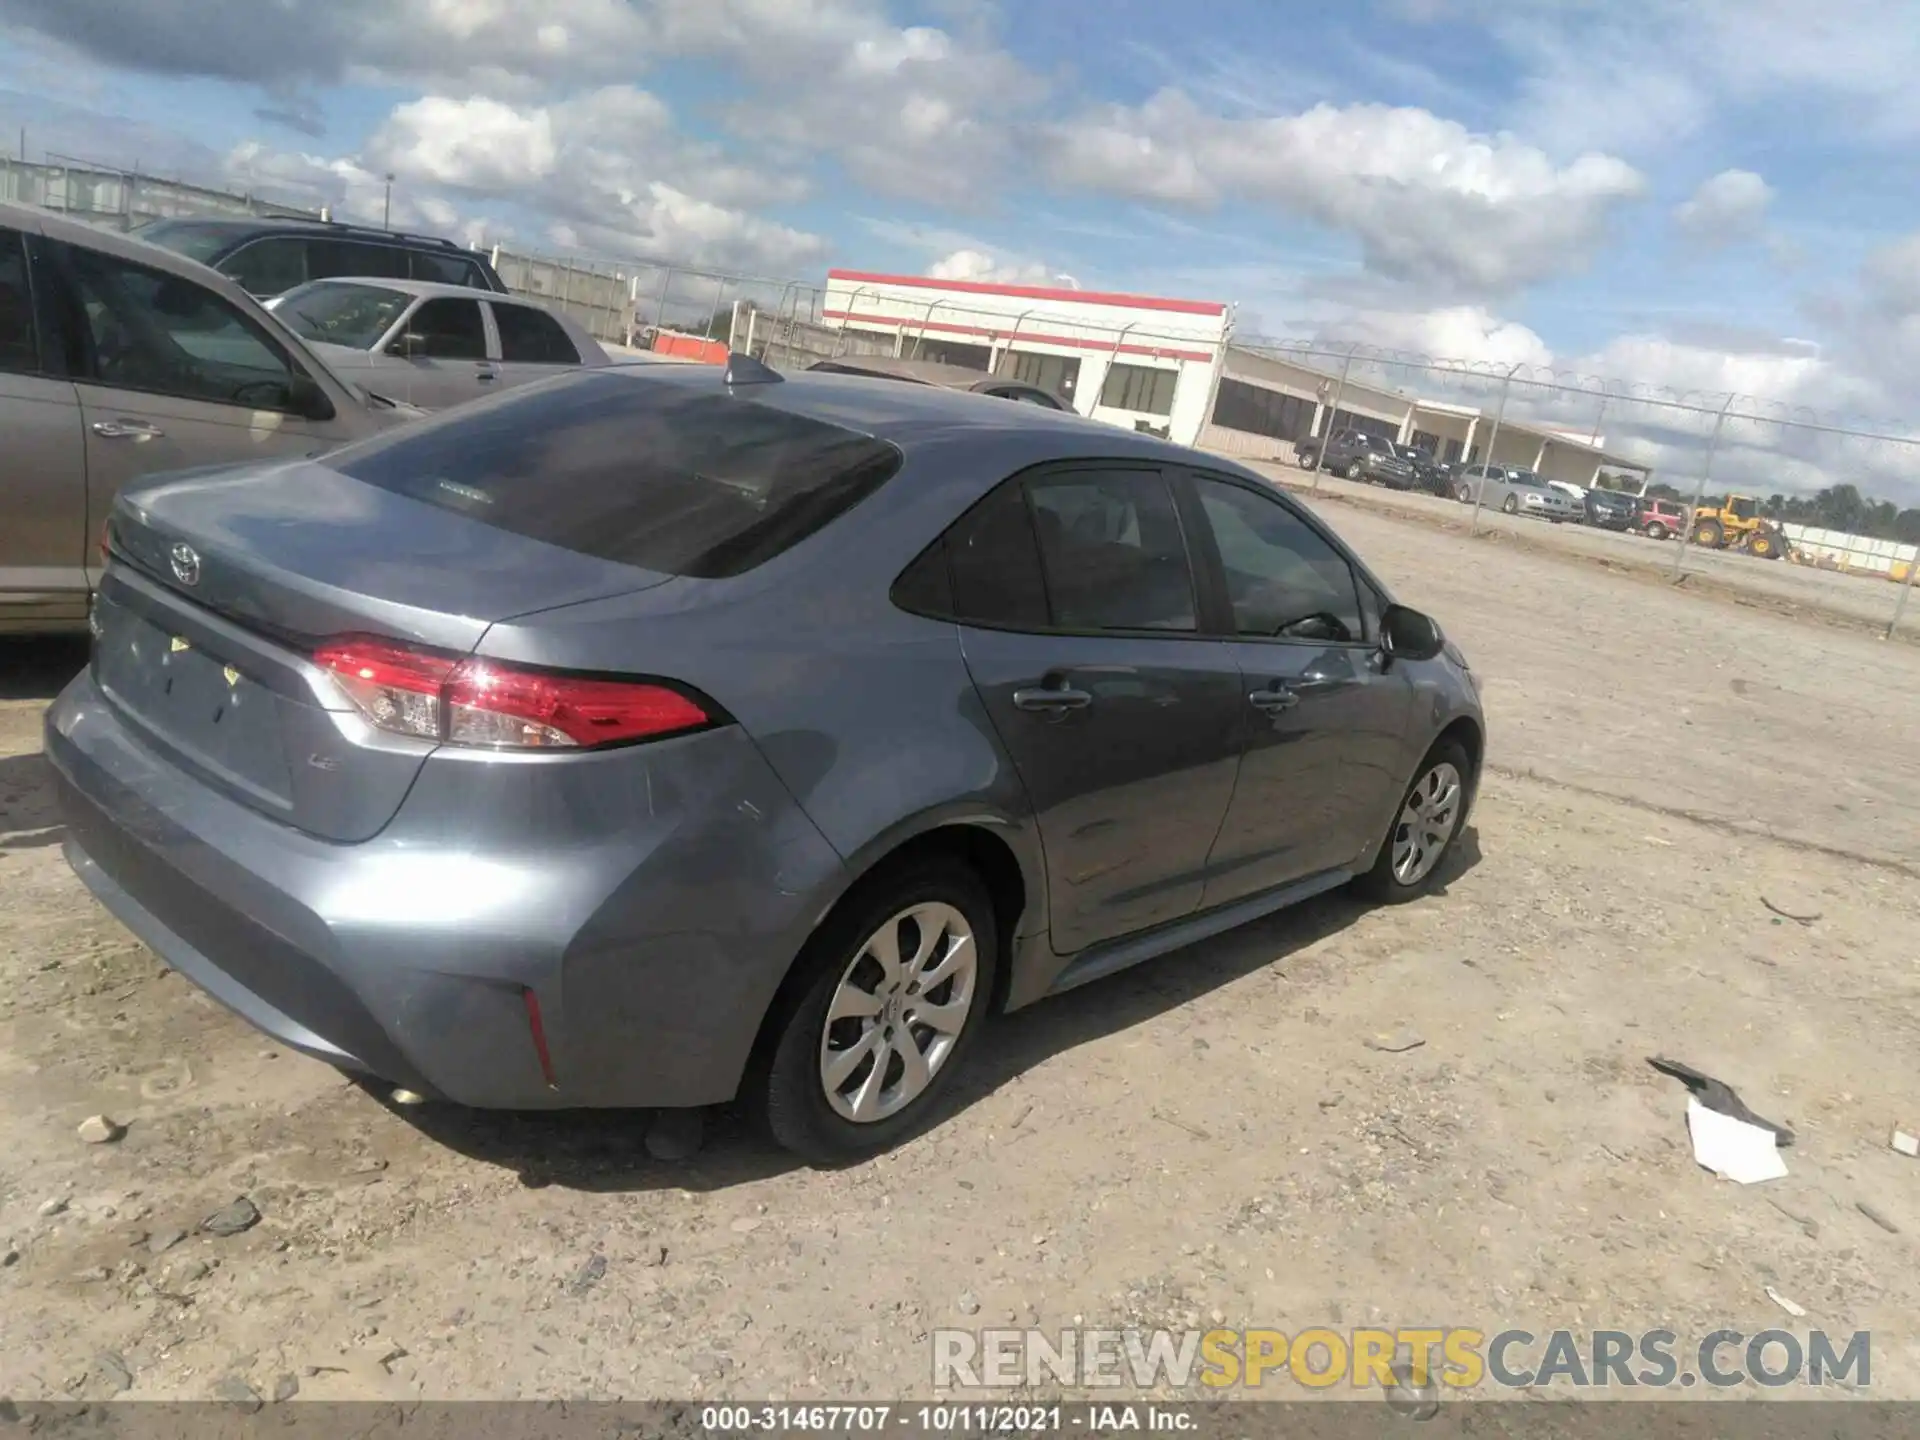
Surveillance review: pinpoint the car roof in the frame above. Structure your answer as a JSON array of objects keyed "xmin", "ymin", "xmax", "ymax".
[
  {"xmin": 605, "ymin": 361, "xmax": 1240, "ymax": 468},
  {"xmin": 807, "ymin": 355, "xmax": 1057, "ymax": 395},
  {"xmin": 134, "ymin": 213, "xmax": 475, "ymax": 252},
  {"xmin": 292, "ymin": 276, "xmax": 535, "ymax": 304}
]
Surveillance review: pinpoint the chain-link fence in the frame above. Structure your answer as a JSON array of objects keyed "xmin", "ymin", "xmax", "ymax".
[
  {"xmin": 1, "ymin": 153, "xmax": 321, "ymax": 229},
  {"xmin": 1214, "ymin": 340, "xmax": 1920, "ymax": 639}
]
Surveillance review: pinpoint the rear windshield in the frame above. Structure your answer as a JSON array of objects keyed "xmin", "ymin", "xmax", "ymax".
[{"xmin": 331, "ymin": 371, "xmax": 903, "ymax": 578}]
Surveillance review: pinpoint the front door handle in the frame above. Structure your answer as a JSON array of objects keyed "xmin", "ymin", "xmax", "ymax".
[
  {"xmin": 91, "ymin": 419, "xmax": 164, "ymax": 442},
  {"xmin": 1249, "ymin": 686, "xmax": 1299, "ymax": 712},
  {"xmin": 476, "ymin": 366, "xmax": 499, "ymax": 383},
  {"xmin": 1013, "ymin": 686, "xmax": 1093, "ymax": 713}
]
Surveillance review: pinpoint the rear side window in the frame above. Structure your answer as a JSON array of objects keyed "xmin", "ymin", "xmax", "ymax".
[
  {"xmin": 492, "ymin": 303, "xmax": 580, "ymax": 363},
  {"xmin": 945, "ymin": 482, "xmax": 1050, "ymax": 628},
  {"xmin": 309, "ymin": 240, "xmax": 410, "ymax": 281},
  {"xmin": 410, "ymin": 250, "xmax": 487, "ymax": 287},
  {"xmin": 332, "ymin": 373, "xmax": 903, "ymax": 578},
  {"xmin": 222, "ymin": 237, "xmax": 308, "ymax": 296}
]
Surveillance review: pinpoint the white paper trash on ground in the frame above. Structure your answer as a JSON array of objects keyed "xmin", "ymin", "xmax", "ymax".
[{"xmin": 1687, "ymin": 1097, "xmax": 1789, "ymax": 1184}]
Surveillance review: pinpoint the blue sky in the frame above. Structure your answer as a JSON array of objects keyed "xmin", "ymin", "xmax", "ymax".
[{"xmin": 6, "ymin": 0, "xmax": 1920, "ymax": 491}]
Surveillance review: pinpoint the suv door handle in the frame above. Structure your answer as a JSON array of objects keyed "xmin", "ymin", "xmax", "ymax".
[
  {"xmin": 91, "ymin": 419, "xmax": 164, "ymax": 442},
  {"xmin": 476, "ymin": 365, "xmax": 499, "ymax": 382},
  {"xmin": 1013, "ymin": 686, "xmax": 1093, "ymax": 713}
]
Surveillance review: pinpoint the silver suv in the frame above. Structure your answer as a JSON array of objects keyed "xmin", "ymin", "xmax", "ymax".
[{"xmin": 0, "ymin": 201, "xmax": 411, "ymax": 634}]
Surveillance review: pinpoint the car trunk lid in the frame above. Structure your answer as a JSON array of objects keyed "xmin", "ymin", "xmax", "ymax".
[{"xmin": 96, "ymin": 458, "xmax": 670, "ymax": 841}]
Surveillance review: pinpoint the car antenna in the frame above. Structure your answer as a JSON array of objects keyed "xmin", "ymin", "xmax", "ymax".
[{"xmin": 723, "ymin": 352, "xmax": 784, "ymax": 387}]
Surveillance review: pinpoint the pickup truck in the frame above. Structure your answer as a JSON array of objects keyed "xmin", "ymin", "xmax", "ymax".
[{"xmin": 1295, "ymin": 429, "xmax": 1415, "ymax": 488}]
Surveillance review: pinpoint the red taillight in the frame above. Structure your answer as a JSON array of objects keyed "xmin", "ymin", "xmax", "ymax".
[
  {"xmin": 523, "ymin": 987, "xmax": 558, "ymax": 1089},
  {"xmin": 312, "ymin": 635, "xmax": 710, "ymax": 751}
]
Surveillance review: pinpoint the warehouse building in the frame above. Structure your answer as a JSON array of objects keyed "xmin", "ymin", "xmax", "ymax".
[
  {"xmin": 820, "ymin": 268, "xmax": 1649, "ymax": 489},
  {"xmin": 821, "ymin": 270, "xmax": 1231, "ymax": 445}
]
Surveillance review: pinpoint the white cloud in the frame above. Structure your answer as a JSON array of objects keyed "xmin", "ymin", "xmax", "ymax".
[
  {"xmin": 1673, "ymin": 169, "xmax": 1774, "ymax": 246},
  {"xmin": 1321, "ymin": 305, "xmax": 1555, "ymax": 369},
  {"xmin": 926, "ymin": 248, "xmax": 1064, "ymax": 286},
  {"xmin": 229, "ymin": 85, "xmax": 828, "ymax": 274},
  {"xmin": 371, "ymin": 95, "xmax": 561, "ymax": 190},
  {"xmin": 1041, "ymin": 91, "xmax": 1644, "ymax": 294}
]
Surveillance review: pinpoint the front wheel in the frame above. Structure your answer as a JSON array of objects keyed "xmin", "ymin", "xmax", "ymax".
[
  {"xmin": 1645, "ymin": 522, "xmax": 1669, "ymax": 541},
  {"xmin": 1351, "ymin": 742, "xmax": 1471, "ymax": 904},
  {"xmin": 1501, "ymin": 495, "xmax": 1519, "ymax": 515},
  {"xmin": 755, "ymin": 859, "xmax": 998, "ymax": 1164}
]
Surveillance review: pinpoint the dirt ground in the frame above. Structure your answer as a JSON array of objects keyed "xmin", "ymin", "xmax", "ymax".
[{"xmin": 3, "ymin": 489, "xmax": 1919, "ymax": 1405}]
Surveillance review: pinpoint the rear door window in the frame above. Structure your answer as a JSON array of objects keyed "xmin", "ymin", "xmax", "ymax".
[
  {"xmin": 0, "ymin": 228, "xmax": 37, "ymax": 374},
  {"xmin": 1027, "ymin": 469, "xmax": 1197, "ymax": 632},
  {"xmin": 332, "ymin": 373, "xmax": 903, "ymax": 577},
  {"xmin": 491, "ymin": 303, "xmax": 581, "ymax": 363}
]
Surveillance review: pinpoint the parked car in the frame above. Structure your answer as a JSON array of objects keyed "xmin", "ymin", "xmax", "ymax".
[
  {"xmin": 132, "ymin": 216, "xmax": 507, "ymax": 300},
  {"xmin": 1300, "ymin": 429, "xmax": 1416, "ymax": 488},
  {"xmin": 1584, "ymin": 487, "xmax": 1639, "ymax": 530},
  {"xmin": 1635, "ymin": 496, "xmax": 1689, "ymax": 540},
  {"xmin": 1399, "ymin": 445, "xmax": 1454, "ymax": 495},
  {"xmin": 48, "ymin": 356, "xmax": 1483, "ymax": 1163},
  {"xmin": 0, "ymin": 200, "xmax": 420, "ymax": 635},
  {"xmin": 1453, "ymin": 464, "xmax": 1581, "ymax": 522},
  {"xmin": 268, "ymin": 279, "xmax": 609, "ymax": 411},
  {"xmin": 1546, "ymin": 479, "xmax": 1589, "ymax": 510},
  {"xmin": 806, "ymin": 356, "xmax": 1070, "ymax": 409}
]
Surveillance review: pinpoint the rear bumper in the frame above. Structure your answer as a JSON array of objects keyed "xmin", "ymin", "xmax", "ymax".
[{"xmin": 47, "ymin": 671, "xmax": 847, "ymax": 1110}]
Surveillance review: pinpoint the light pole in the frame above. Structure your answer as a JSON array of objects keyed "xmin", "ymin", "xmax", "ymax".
[{"xmin": 382, "ymin": 173, "xmax": 394, "ymax": 230}]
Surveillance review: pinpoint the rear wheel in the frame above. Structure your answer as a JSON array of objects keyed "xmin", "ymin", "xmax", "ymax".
[
  {"xmin": 1693, "ymin": 518, "xmax": 1724, "ymax": 548},
  {"xmin": 1352, "ymin": 741, "xmax": 1471, "ymax": 904},
  {"xmin": 755, "ymin": 859, "xmax": 998, "ymax": 1164}
]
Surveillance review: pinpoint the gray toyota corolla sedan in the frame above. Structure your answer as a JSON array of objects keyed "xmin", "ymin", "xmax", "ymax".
[{"xmin": 46, "ymin": 356, "xmax": 1484, "ymax": 1163}]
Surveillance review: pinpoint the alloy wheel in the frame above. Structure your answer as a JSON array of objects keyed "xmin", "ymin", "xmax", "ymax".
[
  {"xmin": 818, "ymin": 902, "xmax": 977, "ymax": 1123},
  {"xmin": 1391, "ymin": 761, "xmax": 1463, "ymax": 886}
]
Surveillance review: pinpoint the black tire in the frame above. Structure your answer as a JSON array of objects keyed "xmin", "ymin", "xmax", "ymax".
[
  {"xmin": 1693, "ymin": 518, "xmax": 1724, "ymax": 548},
  {"xmin": 1501, "ymin": 494, "xmax": 1519, "ymax": 514},
  {"xmin": 1351, "ymin": 739, "xmax": 1472, "ymax": 904},
  {"xmin": 753, "ymin": 857, "xmax": 999, "ymax": 1164},
  {"xmin": 1455, "ymin": 484, "xmax": 1473, "ymax": 504},
  {"xmin": 1343, "ymin": 462, "xmax": 1361, "ymax": 480},
  {"xmin": 1645, "ymin": 522, "xmax": 1668, "ymax": 541}
]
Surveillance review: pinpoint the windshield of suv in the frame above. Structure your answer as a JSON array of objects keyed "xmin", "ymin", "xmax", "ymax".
[{"xmin": 275, "ymin": 281, "xmax": 413, "ymax": 350}]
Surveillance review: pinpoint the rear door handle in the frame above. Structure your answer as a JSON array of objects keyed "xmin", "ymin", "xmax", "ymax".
[
  {"xmin": 476, "ymin": 366, "xmax": 499, "ymax": 382},
  {"xmin": 92, "ymin": 419, "xmax": 164, "ymax": 441},
  {"xmin": 1013, "ymin": 686, "xmax": 1093, "ymax": 713}
]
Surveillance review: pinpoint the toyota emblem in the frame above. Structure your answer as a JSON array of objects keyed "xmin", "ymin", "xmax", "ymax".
[{"xmin": 168, "ymin": 542, "xmax": 201, "ymax": 587}]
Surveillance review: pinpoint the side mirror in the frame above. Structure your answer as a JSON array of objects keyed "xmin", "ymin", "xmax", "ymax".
[
  {"xmin": 1380, "ymin": 604, "xmax": 1445, "ymax": 663},
  {"xmin": 286, "ymin": 372, "xmax": 336, "ymax": 423},
  {"xmin": 389, "ymin": 331, "xmax": 427, "ymax": 358}
]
